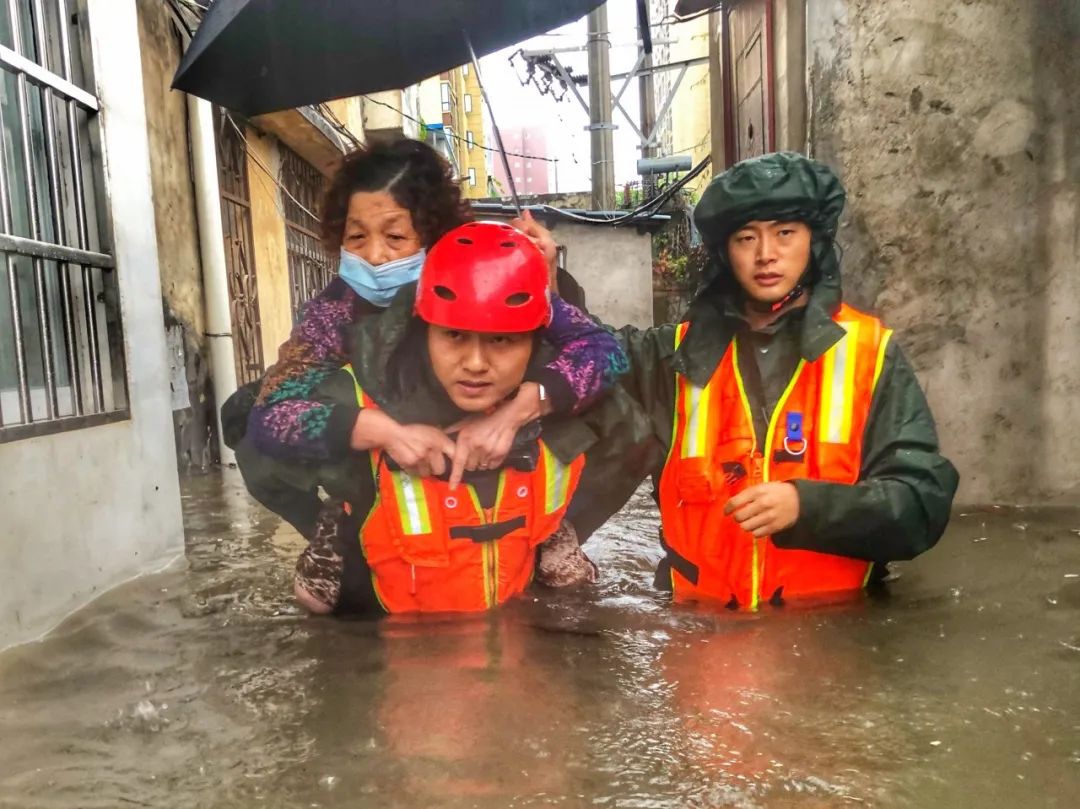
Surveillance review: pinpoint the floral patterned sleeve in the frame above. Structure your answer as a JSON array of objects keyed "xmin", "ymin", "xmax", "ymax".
[
  {"xmin": 246, "ymin": 279, "xmax": 367, "ymax": 462},
  {"xmin": 530, "ymin": 294, "xmax": 629, "ymax": 414}
]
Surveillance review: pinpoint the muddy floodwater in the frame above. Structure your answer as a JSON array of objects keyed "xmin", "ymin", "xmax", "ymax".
[{"xmin": 2, "ymin": 469, "xmax": 1079, "ymax": 808}]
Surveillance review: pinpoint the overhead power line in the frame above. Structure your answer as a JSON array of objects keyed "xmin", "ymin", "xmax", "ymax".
[
  {"xmin": 313, "ymin": 102, "xmax": 363, "ymax": 149},
  {"xmin": 165, "ymin": 0, "xmax": 559, "ymax": 167},
  {"xmin": 540, "ymin": 154, "xmax": 711, "ymax": 227},
  {"xmin": 167, "ymin": 0, "xmax": 699, "ymax": 228},
  {"xmin": 360, "ymin": 92, "xmax": 561, "ymax": 164},
  {"xmin": 223, "ymin": 113, "xmax": 323, "ymax": 223}
]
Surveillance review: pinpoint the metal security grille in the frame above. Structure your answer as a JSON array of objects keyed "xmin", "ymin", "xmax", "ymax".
[
  {"xmin": 215, "ymin": 112, "xmax": 264, "ymax": 387},
  {"xmin": 280, "ymin": 145, "xmax": 333, "ymax": 319},
  {"xmin": 0, "ymin": 0, "xmax": 127, "ymax": 441}
]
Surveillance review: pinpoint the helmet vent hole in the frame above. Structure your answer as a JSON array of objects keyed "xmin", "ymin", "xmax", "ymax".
[
  {"xmin": 499, "ymin": 241, "xmax": 516, "ymax": 248},
  {"xmin": 505, "ymin": 292, "xmax": 531, "ymax": 307},
  {"xmin": 456, "ymin": 237, "xmax": 474, "ymax": 245},
  {"xmin": 434, "ymin": 285, "xmax": 457, "ymax": 301}
]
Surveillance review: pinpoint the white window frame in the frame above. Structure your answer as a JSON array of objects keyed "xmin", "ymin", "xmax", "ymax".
[
  {"xmin": 463, "ymin": 93, "xmax": 472, "ymax": 114},
  {"xmin": 468, "ymin": 167, "xmax": 477, "ymax": 187},
  {"xmin": 465, "ymin": 130, "xmax": 474, "ymax": 150},
  {"xmin": 0, "ymin": 0, "xmax": 125, "ymax": 440},
  {"xmin": 440, "ymin": 81, "xmax": 451, "ymax": 113}
]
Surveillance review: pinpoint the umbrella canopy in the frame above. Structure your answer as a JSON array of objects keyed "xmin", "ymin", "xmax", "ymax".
[{"xmin": 173, "ymin": 0, "xmax": 607, "ymax": 116}]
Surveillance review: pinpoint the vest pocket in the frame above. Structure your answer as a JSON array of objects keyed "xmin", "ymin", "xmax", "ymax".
[
  {"xmin": 673, "ymin": 456, "xmax": 717, "ymax": 503},
  {"xmin": 361, "ymin": 497, "xmax": 450, "ymax": 569},
  {"xmin": 673, "ymin": 446, "xmax": 751, "ymax": 504}
]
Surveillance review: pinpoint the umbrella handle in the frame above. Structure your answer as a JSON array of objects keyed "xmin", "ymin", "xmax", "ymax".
[{"xmin": 464, "ymin": 32, "xmax": 522, "ymax": 215}]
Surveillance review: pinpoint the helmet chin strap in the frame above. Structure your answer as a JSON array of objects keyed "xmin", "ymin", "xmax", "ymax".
[
  {"xmin": 745, "ymin": 272, "xmax": 810, "ymax": 315},
  {"xmin": 768, "ymin": 282, "xmax": 807, "ymax": 313}
]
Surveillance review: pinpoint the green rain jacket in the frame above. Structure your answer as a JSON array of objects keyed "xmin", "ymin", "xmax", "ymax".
[{"xmin": 616, "ymin": 152, "xmax": 958, "ymax": 566}]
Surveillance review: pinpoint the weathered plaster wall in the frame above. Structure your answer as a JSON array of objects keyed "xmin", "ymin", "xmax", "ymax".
[
  {"xmin": 136, "ymin": 0, "xmax": 213, "ymax": 469},
  {"xmin": 667, "ymin": 13, "xmax": 713, "ymax": 197},
  {"xmin": 707, "ymin": 13, "xmax": 727, "ymax": 168},
  {"xmin": 364, "ymin": 90, "xmax": 411, "ymax": 139},
  {"xmin": 551, "ymin": 222, "xmax": 655, "ymax": 329},
  {"xmin": 807, "ymin": 0, "xmax": 1080, "ymax": 503},
  {"xmin": 245, "ymin": 128, "xmax": 294, "ymax": 366},
  {"xmin": 772, "ymin": 0, "xmax": 806, "ymax": 152},
  {"xmin": 324, "ymin": 97, "xmax": 367, "ymax": 146},
  {"xmin": 1, "ymin": 0, "xmax": 184, "ymax": 651}
]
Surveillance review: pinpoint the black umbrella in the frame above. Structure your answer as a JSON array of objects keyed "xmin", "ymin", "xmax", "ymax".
[{"xmin": 172, "ymin": 0, "xmax": 605, "ymax": 116}]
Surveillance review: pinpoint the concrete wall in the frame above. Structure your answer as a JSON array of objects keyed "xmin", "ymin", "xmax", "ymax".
[
  {"xmin": 363, "ymin": 90, "xmax": 413, "ymax": 139},
  {"xmin": 806, "ymin": 0, "xmax": 1080, "ymax": 504},
  {"xmin": 550, "ymin": 222, "xmax": 655, "ymax": 329},
  {"xmin": 325, "ymin": 97, "xmax": 368, "ymax": 144},
  {"xmin": 136, "ymin": 0, "xmax": 212, "ymax": 469},
  {"xmin": 771, "ymin": 0, "xmax": 806, "ymax": 153},
  {"xmin": 417, "ymin": 79, "xmax": 443, "ymax": 129},
  {"xmin": 0, "ymin": 0, "xmax": 184, "ymax": 651}
]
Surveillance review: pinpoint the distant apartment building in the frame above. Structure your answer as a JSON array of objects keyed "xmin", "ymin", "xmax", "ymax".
[
  {"xmin": 492, "ymin": 127, "xmax": 552, "ymax": 198},
  {"xmin": 408, "ymin": 65, "xmax": 491, "ymax": 199}
]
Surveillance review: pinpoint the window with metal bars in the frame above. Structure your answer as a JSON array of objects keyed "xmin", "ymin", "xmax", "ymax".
[
  {"xmin": 0, "ymin": 0, "xmax": 126, "ymax": 441},
  {"xmin": 279, "ymin": 144, "xmax": 334, "ymax": 320},
  {"xmin": 214, "ymin": 110, "xmax": 264, "ymax": 387}
]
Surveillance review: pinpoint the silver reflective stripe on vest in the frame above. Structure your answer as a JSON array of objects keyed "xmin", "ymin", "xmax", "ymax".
[{"xmin": 821, "ymin": 321, "xmax": 859, "ymax": 444}]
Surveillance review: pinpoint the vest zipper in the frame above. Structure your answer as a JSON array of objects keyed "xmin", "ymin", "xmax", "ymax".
[
  {"xmin": 757, "ymin": 359, "xmax": 808, "ymax": 610},
  {"xmin": 480, "ymin": 503, "xmax": 498, "ymax": 609},
  {"xmin": 734, "ymin": 341, "xmax": 766, "ymax": 612},
  {"xmin": 749, "ymin": 451, "xmax": 764, "ymax": 611}
]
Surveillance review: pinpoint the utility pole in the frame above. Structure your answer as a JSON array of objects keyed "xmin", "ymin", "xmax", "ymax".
[
  {"xmin": 637, "ymin": 0, "xmax": 658, "ymax": 199},
  {"xmin": 637, "ymin": 0, "xmax": 657, "ymax": 161},
  {"xmin": 587, "ymin": 3, "xmax": 615, "ymax": 210}
]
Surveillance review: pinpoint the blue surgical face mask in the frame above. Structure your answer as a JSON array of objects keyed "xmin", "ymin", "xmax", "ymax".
[{"xmin": 338, "ymin": 247, "xmax": 426, "ymax": 307}]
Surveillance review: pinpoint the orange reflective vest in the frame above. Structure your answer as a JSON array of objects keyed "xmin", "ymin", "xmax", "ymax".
[
  {"xmin": 657, "ymin": 304, "xmax": 892, "ymax": 608},
  {"xmin": 342, "ymin": 365, "xmax": 585, "ymax": 614}
]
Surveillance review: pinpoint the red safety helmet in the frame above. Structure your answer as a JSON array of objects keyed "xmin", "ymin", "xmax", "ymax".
[{"xmin": 415, "ymin": 221, "xmax": 552, "ymax": 333}]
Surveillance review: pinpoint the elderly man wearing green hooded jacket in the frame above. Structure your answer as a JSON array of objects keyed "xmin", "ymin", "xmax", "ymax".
[{"xmin": 614, "ymin": 152, "xmax": 958, "ymax": 609}]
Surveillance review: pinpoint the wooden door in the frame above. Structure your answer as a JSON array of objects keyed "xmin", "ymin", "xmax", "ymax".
[{"xmin": 726, "ymin": 0, "xmax": 774, "ymax": 163}]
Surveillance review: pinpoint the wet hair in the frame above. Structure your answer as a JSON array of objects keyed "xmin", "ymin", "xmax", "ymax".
[{"xmin": 320, "ymin": 138, "xmax": 473, "ymax": 251}]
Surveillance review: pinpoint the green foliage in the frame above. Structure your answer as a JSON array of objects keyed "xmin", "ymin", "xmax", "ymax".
[{"xmin": 652, "ymin": 211, "xmax": 709, "ymax": 290}]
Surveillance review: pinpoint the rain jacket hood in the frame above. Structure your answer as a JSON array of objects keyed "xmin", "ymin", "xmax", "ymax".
[
  {"xmin": 675, "ymin": 153, "xmax": 850, "ymax": 387},
  {"xmin": 693, "ymin": 150, "xmax": 845, "ymax": 288}
]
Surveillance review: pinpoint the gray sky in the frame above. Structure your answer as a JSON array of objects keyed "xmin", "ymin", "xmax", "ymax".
[{"xmin": 478, "ymin": 0, "xmax": 647, "ymax": 194}]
